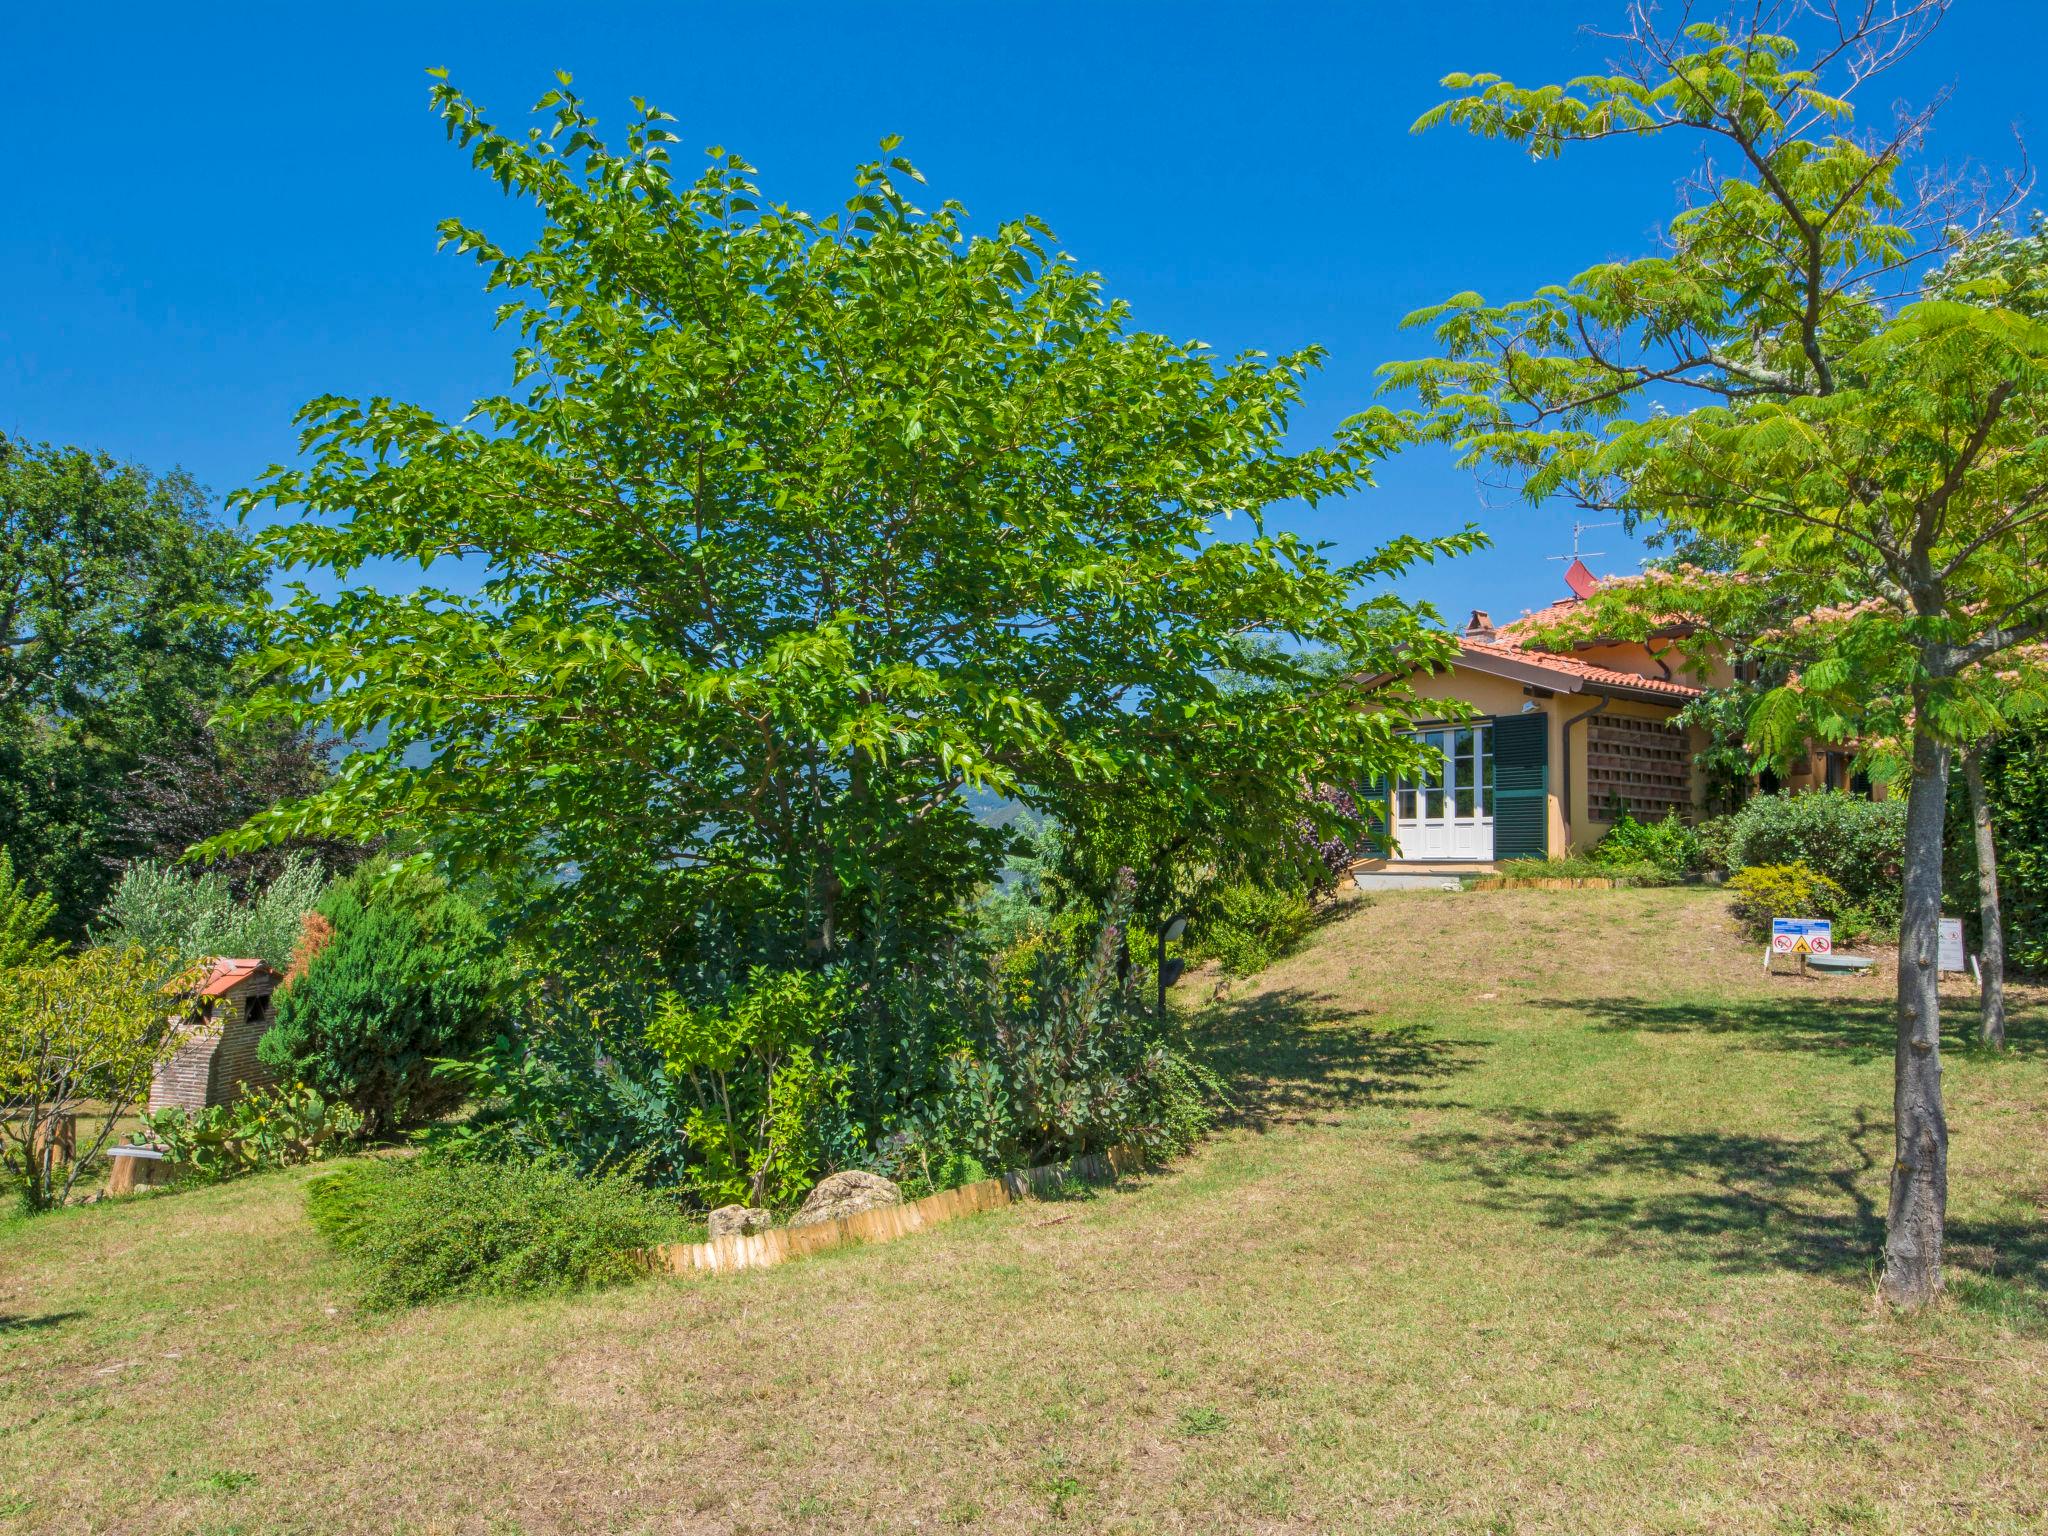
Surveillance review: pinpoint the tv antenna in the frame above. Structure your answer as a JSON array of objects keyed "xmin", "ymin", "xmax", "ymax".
[{"xmin": 1546, "ymin": 519, "xmax": 1619, "ymax": 564}]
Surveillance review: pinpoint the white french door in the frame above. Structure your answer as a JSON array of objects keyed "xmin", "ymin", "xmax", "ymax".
[{"xmin": 1394, "ymin": 724, "xmax": 1494, "ymax": 860}]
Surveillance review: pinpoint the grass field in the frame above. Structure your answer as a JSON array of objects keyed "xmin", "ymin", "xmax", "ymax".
[{"xmin": 5, "ymin": 886, "xmax": 2046, "ymax": 1535}]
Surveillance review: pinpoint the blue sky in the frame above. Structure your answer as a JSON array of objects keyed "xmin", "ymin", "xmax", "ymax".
[{"xmin": 3, "ymin": 2, "xmax": 2040, "ymax": 629}]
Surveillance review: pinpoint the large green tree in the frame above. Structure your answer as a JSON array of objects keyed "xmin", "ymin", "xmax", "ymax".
[
  {"xmin": 1385, "ymin": 2, "xmax": 2047, "ymax": 1307},
  {"xmin": 214, "ymin": 75, "xmax": 1470, "ymax": 986},
  {"xmin": 0, "ymin": 438, "xmax": 271, "ymax": 938}
]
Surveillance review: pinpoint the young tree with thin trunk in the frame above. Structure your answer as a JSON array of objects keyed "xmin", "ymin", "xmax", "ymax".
[
  {"xmin": 1960, "ymin": 744, "xmax": 2005, "ymax": 1047},
  {"xmin": 1946, "ymin": 651, "xmax": 2048, "ymax": 1050},
  {"xmin": 1, "ymin": 948, "xmax": 197, "ymax": 1211},
  {"xmin": 1380, "ymin": 1, "xmax": 2045, "ymax": 1307},
  {"xmin": 1930, "ymin": 216, "xmax": 2048, "ymax": 1052}
]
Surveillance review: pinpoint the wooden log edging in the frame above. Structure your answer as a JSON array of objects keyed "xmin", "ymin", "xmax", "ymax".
[
  {"xmin": 644, "ymin": 1144, "xmax": 1146, "ymax": 1277},
  {"xmin": 1470, "ymin": 875, "xmax": 1620, "ymax": 891}
]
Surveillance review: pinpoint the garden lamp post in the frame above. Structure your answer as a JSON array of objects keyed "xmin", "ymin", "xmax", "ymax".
[{"xmin": 1157, "ymin": 914, "xmax": 1187, "ymax": 1022}]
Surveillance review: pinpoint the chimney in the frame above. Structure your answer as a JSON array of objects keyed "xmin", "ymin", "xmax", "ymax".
[{"xmin": 1465, "ymin": 609, "xmax": 1495, "ymax": 641}]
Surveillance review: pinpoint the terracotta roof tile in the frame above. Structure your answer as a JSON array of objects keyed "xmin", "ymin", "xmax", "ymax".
[
  {"xmin": 1459, "ymin": 637, "xmax": 1703, "ymax": 701},
  {"xmin": 1494, "ymin": 597, "xmax": 1586, "ymax": 644},
  {"xmin": 1494, "ymin": 573, "xmax": 1693, "ymax": 647},
  {"xmin": 193, "ymin": 958, "xmax": 281, "ymax": 998}
]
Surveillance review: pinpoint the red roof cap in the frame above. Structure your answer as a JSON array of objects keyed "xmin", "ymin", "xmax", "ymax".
[{"xmin": 194, "ymin": 958, "xmax": 281, "ymax": 998}]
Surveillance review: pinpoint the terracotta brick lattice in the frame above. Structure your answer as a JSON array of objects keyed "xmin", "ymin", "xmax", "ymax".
[{"xmin": 1585, "ymin": 716, "xmax": 1693, "ymax": 822}]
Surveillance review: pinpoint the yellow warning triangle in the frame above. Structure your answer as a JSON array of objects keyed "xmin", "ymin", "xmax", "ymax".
[{"xmin": 1791, "ymin": 936, "xmax": 1812, "ymax": 954}]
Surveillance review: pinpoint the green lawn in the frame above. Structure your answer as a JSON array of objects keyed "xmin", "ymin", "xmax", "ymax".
[{"xmin": 5, "ymin": 887, "xmax": 2046, "ymax": 1534}]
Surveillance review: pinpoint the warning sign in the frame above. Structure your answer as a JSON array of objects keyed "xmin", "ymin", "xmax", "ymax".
[
  {"xmin": 1938, "ymin": 918, "xmax": 1966, "ymax": 973},
  {"xmin": 1771, "ymin": 917, "xmax": 1833, "ymax": 956}
]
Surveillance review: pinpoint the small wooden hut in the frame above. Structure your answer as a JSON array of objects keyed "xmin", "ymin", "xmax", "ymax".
[{"xmin": 147, "ymin": 958, "xmax": 285, "ymax": 1114}]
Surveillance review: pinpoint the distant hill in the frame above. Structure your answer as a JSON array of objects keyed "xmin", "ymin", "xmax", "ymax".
[{"xmin": 962, "ymin": 784, "xmax": 1037, "ymax": 833}]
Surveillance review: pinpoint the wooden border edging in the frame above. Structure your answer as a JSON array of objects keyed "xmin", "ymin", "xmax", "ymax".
[
  {"xmin": 1470, "ymin": 876, "xmax": 1620, "ymax": 891},
  {"xmin": 643, "ymin": 1145, "xmax": 1146, "ymax": 1277}
]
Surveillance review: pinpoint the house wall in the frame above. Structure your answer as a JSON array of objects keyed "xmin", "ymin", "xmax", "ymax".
[
  {"xmin": 1774, "ymin": 746, "xmax": 1889, "ymax": 799},
  {"xmin": 1397, "ymin": 666, "xmax": 1702, "ymax": 859},
  {"xmin": 149, "ymin": 1028, "xmax": 221, "ymax": 1115},
  {"xmin": 1377, "ymin": 625, "xmax": 1885, "ymax": 869},
  {"xmin": 1505, "ymin": 642, "xmax": 1892, "ymax": 807},
  {"xmin": 210, "ymin": 975, "xmax": 282, "ymax": 1108},
  {"xmin": 1562, "ymin": 639, "xmax": 1735, "ymax": 692},
  {"xmin": 1557, "ymin": 693, "xmax": 1706, "ymax": 849},
  {"xmin": 1406, "ymin": 667, "xmax": 1569, "ymax": 857}
]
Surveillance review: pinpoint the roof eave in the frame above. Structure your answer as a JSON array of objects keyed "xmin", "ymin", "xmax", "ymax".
[
  {"xmin": 1453, "ymin": 644, "xmax": 1590, "ymax": 694},
  {"xmin": 1455, "ymin": 643, "xmax": 1698, "ymax": 706},
  {"xmin": 1582, "ymin": 679, "xmax": 1702, "ymax": 706}
]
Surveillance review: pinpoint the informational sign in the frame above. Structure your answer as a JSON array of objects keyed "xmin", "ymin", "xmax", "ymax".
[
  {"xmin": 1770, "ymin": 917, "xmax": 1833, "ymax": 956},
  {"xmin": 1938, "ymin": 917, "xmax": 1966, "ymax": 973}
]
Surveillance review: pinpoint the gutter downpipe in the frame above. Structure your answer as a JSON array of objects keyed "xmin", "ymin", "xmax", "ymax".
[{"xmin": 1560, "ymin": 690, "xmax": 1617, "ymax": 852}]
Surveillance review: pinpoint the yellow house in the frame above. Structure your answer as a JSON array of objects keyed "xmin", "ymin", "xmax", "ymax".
[{"xmin": 1355, "ymin": 559, "xmax": 1861, "ymax": 884}]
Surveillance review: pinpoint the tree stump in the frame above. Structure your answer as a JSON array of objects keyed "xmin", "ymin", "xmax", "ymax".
[
  {"xmin": 30, "ymin": 1114, "xmax": 76, "ymax": 1167},
  {"xmin": 103, "ymin": 1147, "xmax": 174, "ymax": 1197}
]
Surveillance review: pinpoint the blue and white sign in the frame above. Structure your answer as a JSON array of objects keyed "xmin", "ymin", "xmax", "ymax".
[{"xmin": 1770, "ymin": 917, "xmax": 1833, "ymax": 956}]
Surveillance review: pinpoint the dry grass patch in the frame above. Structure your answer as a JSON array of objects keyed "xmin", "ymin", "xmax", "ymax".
[{"xmin": 4, "ymin": 886, "xmax": 2046, "ymax": 1534}]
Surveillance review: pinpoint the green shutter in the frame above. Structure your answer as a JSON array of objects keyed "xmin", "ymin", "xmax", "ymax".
[
  {"xmin": 1355, "ymin": 771, "xmax": 1392, "ymax": 857},
  {"xmin": 1491, "ymin": 712, "xmax": 1549, "ymax": 860}
]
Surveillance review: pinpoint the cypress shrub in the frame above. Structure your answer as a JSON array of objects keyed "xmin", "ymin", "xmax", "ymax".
[{"xmin": 259, "ymin": 868, "xmax": 504, "ymax": 1136}]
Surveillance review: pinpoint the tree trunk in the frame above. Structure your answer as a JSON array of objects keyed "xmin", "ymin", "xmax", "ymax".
[
  {"xmin": 1962, "ymin": 746, "xmax": 2007, "ymax": 1048},
  {"xmin": 1880, "ymin": 727, "xmax": 1951, "ymax": 1310}
]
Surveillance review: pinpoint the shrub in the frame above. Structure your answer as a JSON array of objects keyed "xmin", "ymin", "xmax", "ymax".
[
  {"xmin": 94, "ymin": 855, "xmax": 329, "ymax": 970},
  {"xmin": 425, "ymin": 1026, "xmax": 692, "ymax": 1186},
  {"xmin": 1726, "ymin": 862, "xmax": 1865, "ymax": 941},
  {"xmin": 140, "ymin": 1082, "xmax": 363, "ymax": 1179},
  {"xmin": 300, "ymin": 1156, "xmax": 388, "ymax": 1252},
  {"xmin": 1189, "ymin": 881, "xmax": 1313, "ymax": 980},
  {"xmin": 916, "ymin": 871, "xmax": 1222, "ymax": 1171},
  {"xmin": 1293, "ymin": 784, "xmax": 1363, "ymax": 901},
  {"xmin": 1591, "ymin": 812, "xmax": 1703, "ymax": 879},
  {"xmin": 646, "ymin": 968, "xmax": 850, "ymax": 1210},
  {"xmin": 1722, "ymin": 791, "xmax": 1905, "ymax": 909},
  {"xmin": 1693, "ymin": 814, "xmax": 1738, "ymax": 875},
  {"xmin": 306, "ymin": 1155, "xmax": 682, "ymax": 1309},
  {"xmin": 258, "ymin": 867, "xmax": 505, "ymax": 1137},
  {"xmin": 419, "ymin": 865, "xmax": 1229, "ymax": 1212},
  {"xmin": 0, "ymin": 851, "xmax": 63, "ymax": 971},
  {"xmin": 1495, "ymin": 856, "xmax": 1663, "ymax": 884},
  {"xmin": 894, "ymin": 1145, "xmax": 991, "ymax": 1200}
]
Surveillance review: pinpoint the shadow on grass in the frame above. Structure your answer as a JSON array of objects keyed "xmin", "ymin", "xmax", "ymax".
[
  {"xmin": 0, "ymin": 1311, "xmax": 84, "ymax": 1333},
  {"xmin": 1197, "ymin": 985, "xmax": 1482, "ymax": 1131},
  {"xmin": 1415, "ymin": 1105, "xmax": 2048, "ymax": 1306},
  {"xmin": 1528, "ymin": 991, "xmax": 2044, "ymax": 1061}
]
